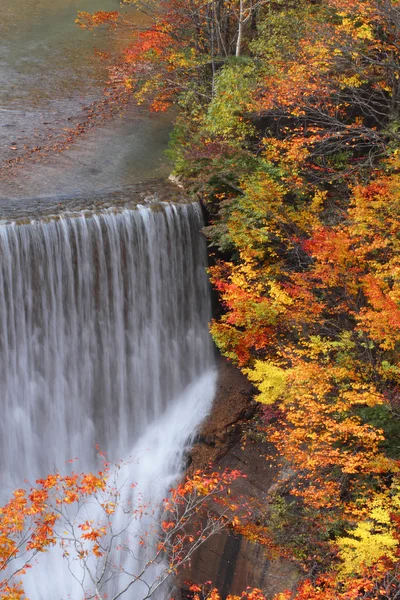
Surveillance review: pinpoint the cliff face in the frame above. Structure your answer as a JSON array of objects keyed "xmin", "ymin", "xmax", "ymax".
[
  {"xmin": 181, "ymin": 357, "xmax": 299, "ymax": 598},
  {"xmin": 182, "ymin": 531, "xmax": 299, "ymax": 598},
  {"xmin": 188, "ymin": 356, "xmax": 255, "ymax": 472}
]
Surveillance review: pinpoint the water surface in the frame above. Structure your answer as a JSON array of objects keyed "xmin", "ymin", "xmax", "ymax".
[{"xmin": 0, "ymin": 0, "xmax": 171, "ymax": 200}]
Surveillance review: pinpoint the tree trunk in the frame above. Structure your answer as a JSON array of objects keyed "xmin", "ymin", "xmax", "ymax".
[{"xmin": 236, "ymin": 0, "xmax": 243, "ymax": 57}]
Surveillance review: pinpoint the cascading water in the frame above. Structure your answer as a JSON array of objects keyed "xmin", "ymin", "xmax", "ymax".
[{"xmin": 0, "ymin": 201, "xmax": 217, "ymax": 598}]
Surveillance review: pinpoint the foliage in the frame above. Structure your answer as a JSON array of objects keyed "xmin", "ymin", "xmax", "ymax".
[
  {"xmin": 186, "ymin": 584, "xmax": 269, "ymax": 600},
  {"xmin": 0, "ymin": 461, "xmax": 243, "ymax": 600},
  {"xmin": 336, "ymin": 483, "xmax": 400, "ymax": 577},
  {"xmin": 205, "ymin": 61, "xmax": 257, "ymax": 143},
  {"xmin": 170, "ymin": 0, "xmax": 400, "ymax": 592},
  {"xmin": 245, "ymin": 361, "xmax": 287, "ymax": 405},
  {"xmin": 81, "ymin": 0, "xmax": 400, "ymax": 595}
]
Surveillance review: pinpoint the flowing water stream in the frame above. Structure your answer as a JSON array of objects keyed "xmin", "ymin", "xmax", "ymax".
[{"xmin": 0, "ymin": 203, "xmax": 214, "ymax": 485}]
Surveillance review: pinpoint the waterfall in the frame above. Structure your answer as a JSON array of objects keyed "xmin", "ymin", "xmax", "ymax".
[{"xmin": 0, "ymin": 201, "xmax": 217, "ymax": 598}]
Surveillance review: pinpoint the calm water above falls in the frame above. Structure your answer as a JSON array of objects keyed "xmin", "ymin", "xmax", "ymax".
[{"xmin": 0, "ymin": 0, "xmax": 171, "ymax": 199}]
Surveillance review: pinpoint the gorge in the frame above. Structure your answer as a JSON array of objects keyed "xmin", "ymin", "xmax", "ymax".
[{"xmin": 4, "ymin": 0, "xmax": 397, "ymax": 597}]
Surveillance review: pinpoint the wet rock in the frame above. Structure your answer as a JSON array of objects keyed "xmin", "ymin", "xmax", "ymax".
[
  {"xmin": 182, "ymin": 356, "xmax": 300, "ymax": 598},
  {"xmin": 188, "ymin": 355, "xmax": 255, "ymax": 472}
]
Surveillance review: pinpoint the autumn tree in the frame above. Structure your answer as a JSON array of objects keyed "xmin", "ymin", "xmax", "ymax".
[
  {"xmin": 77, "ymin": 0, "xmax": 271, "ymax": 112},
  {"xmin": 78, "ymin": 0, "xmax": 400, "ymax": 591},
  {"xmin": 0, "ymin": 462, "xmax": 243, "ymax": 600},
  {"xmin": 184, "ymin": 0, "xmax": 400, "ymax": 586}
]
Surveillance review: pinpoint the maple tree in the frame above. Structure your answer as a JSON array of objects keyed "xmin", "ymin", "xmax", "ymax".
[
  {"xmin": 146, "ymin": 0, "xmax": 400, "ymax": 593},
  {"xmin": 0, "ymin": 461, "xmax": 244, "ymax": 600},
  {"xmin": 87, "ymin": 0, "xmax": 400, "ymax": 591}
]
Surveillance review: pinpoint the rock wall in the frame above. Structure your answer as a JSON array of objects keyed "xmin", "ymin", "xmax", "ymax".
[
  {"xmin": 180, "ymin": 356, "xmax": 299, "ymax": 599},
  {"xmin": 188, "ymin": 355, "xmax": 255, "ymax": 472}
]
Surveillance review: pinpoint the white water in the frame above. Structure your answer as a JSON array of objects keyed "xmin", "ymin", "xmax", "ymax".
[{"xmin": 0, "ymin": 201, "xmax": 216, "ymax": 598}]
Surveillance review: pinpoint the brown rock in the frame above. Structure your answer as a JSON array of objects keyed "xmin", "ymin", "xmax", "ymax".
[
  {"xmin": 181, "ymin": 356, "xmax": 299, "ymax": 598},
  {"xmin": 188, "ymin": 355, "xmax": 255, "ymax": 471}
]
